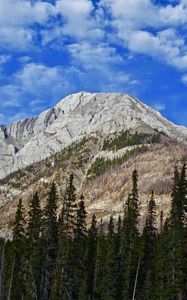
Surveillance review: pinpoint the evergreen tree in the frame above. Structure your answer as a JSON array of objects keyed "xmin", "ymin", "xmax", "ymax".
[
  {"xmin": 26, "ymin": 192, "xmax": 43, "ymax": 299},
  {"xmin": 40, "ymin": 182, "xmax": 58, "ymax": 300},
  {"xmin": 170, "ymin": 166, "xmax": 186, "ymax": 298},
  {"xmin": 27, "ymin": 192, "xmax": 42, "ymax": 251},
  {"xmin": 0, "ymin": 239, "xmax": 5, "ymax": 300},
  {"xmin": 74, "ymin": 194, "xmax": 87, "ymax": 239},
  {"xmin": 50, "ymin": 174, "xmax": 77, "ymax": 300},
  {"xmin": 140, "ymin": 191, "xmax": 157, "ymax": 299},
  {"xmin": 74, "ymin": 194, "xmax": 87, "ymax": 298},
  {"xmin": 94, "ymin": 219, "xmax": 107, "ymax": 299},
  {"xmin": 13, "ymin": 199, "xmax": 26, "ymax": 251},
  {"xmin": 11, "ymin": 199, "xmax": 27, "ymax": 300},
  {"xmin": 104, "ymin": 216, "xmax": 122, "ymax": 300},
  {"xmin": 61, "ymin": 173, "xmax": 77, "ymax": 237},
  {"xmin": 121, "ymin": 169, "xmax": 140, "ymax": 300},
  {"xmin": 2, "ymin": 240, "xmax": 14, "ymax": 300},
  {"xmin": 84, "ymin": 214, "xmax": 98, "ymax": 300}
]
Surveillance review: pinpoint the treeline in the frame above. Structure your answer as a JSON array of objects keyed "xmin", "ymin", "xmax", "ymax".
[{"xmin": 0, "ymin": 164, "xmax": 187, "ymax": 300}]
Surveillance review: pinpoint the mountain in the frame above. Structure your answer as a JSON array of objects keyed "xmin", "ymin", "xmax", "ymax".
[
  {"xmin": 0, "ymin": 92, "xmax": 187, "ymax": 180},
  {"xmin": 0, "ymin": 92, "xmax": 187, "ymax": 237}
]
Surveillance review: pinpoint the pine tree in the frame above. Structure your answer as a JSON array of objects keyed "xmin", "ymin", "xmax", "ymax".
[
  {"xmin": 84, "ymin": 214, "xmax": 98, "ymax": 300},
  {"xmin": 26, "ymin": 192, "xmax": 43, "ymax": 299},
  {"xmin": 141, "ymin": 191, "xmax": 157, "ymax": 299},
  {"xmin": 161, "ymin": 165, "xmax": 187, "ymax": 299},
  {"xmin": 171, "ymin": 166, "xmax": 186, "ymax": 298},
  {"xmin": 74, "ymin": 194, "xmax": 87, "ymax": 239},
  {"xmin": 13, "ymin": 199, "xmax": 26, "ymax": 251},
  {"xmin": 121, "ymin": 169, "xmax": 140, "ymax": 300},
  {"xmin": 3, "ymin": 240, "xmax": 14, "ymax": 300},
  {"xmin": 50, "ymin": 174, "xmax": 78, "ymax": 300},
  {"xmin": 74, "ymin": 194, "xmax": 87, "ymax": 298},
  {"xmin": 27, "ymin": 192, "xmax": 42, "ymax": 251},
  {"xmin": 11, "ymin": 199, "xmax": 27, "ymax": 300},
  {"xmin": 0, "ymin": 239, "xmax": 5, "ymax": 300},
  {"xmin": 104, "ymin": 216, "xmax": 122, "ymax": 300},
  {"xmin": 61, "ymin": 173, "xmax": 77, "ymax": 237},
  {"xmin": 40, "ymin": 182, "xmax": 58, "ymax": 300},
  {"xmin": 94, "ymin": 219, "xmax": 107, "ymax": 299}
]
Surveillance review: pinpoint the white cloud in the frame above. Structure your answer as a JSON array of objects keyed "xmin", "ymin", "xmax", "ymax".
[
  {"xmin": 0, "ymin": 0, "xmax": 55, "ymax": 27},
  {"xmin": 18, "ymin": 56, "xmax": 32, "ymax": 64},
  {"xmin": 0, "ymin": 55, "xmax": 11, "ymax": 64},
  {"xmin": 0, "ymin": 63, "xmax": 70, "ymax": 112},
  {"xmin": 0, "ymin": 27, "xmax": 35, "ymax": 50},
  {"xmin": 0, "ymin": 113, "xmax": 6, "ymax": 124},
  {"xmin": 56, "ymin": 0, "xmax": 103, "ymax": 40},
  {"xmin": 14, "ymin": 63, "xmax": 66, "ymax": 95},
  {"xmin": 0, "ymin": 0, "xmax": 56, "ymax": 50},
  {"xmin": 1, "ymin": 0, "xmax": 187, "ymax": 75},
  {"xmin": 181, "ymin": 74, "xmax": 187, "ymax": 85},
  {"xmin": 127, "ymin": 28, "xmax": 186, "ymax": 68},
  {"xmin": 152, "ymin": 103, "xmax": 166, "ymax": 112},
  {"xmin": 68, "ymin": 42, "xmax": 123, "ymax": 69},
  {"xmin": 101, "ymin": 0, "xmax": 187, "ymax": 71}
]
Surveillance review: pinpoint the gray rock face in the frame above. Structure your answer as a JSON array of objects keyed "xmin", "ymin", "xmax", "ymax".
[{"xmin": 0, "ymin": 92, "xmax": 187, "ymax": 180}]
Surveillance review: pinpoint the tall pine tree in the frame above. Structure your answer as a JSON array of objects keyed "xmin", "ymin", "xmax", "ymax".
[
  {"xmin": 40, "ymin": 182, "xmax": 58, "ymax": 300},
  {"xmin": 121, "ymin": 169, "xmax": 140, "ymax": 300}
]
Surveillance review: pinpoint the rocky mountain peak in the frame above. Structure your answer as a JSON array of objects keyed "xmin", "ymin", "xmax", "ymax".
[{"xmin": 0, "ymin": 92, "xmax": 186, "ymax": 180}]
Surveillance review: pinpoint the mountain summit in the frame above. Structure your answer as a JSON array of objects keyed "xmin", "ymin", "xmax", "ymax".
[{"xmin": 0, "ymin": 92, "xmax": 187, "ymax": 179}]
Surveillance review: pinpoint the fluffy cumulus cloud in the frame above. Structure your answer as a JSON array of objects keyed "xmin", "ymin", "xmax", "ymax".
[
  {"xmin": 56, "ymin": 0, "xmax": 103, "ymax": 40},
  {"xmin": 0, "ymin": 63, "xmax": 70, "ymax": 122},
  {"xmin": 1, "ymin": 0, "xmax": 187, "ymax": 68},
  {"xmin": 0, "ymin": 0, "xmax": 56, "ymax": 50},
  {"xmin": 0, "ymin": 55, "xmax": 11, "ymax": 64},
  {"xmin": 101, "ymin": 0, "xmax": 187, "ymax": 71},
  {"xmin": 0, "ymin": 58, "xmax": 138, "ymax": 123},
  {"xmin": 181, "ymin": 74, "xmax": 187, "ymax": 85}
]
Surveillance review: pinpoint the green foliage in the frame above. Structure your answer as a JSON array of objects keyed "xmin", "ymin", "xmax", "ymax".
[
  {"xmin": 40, "ymin": 182, "xmax": 58, "ymax": 300},
  {"xmin": 1, "ymin": 165, "xmax": 187, "ymax": 300},
  {"xmin": 87, "ymin": 145, "xmax": 146, "ymax": 181},
  {"xmin": 60, "ymin": 173, "xmax": 77, "ymax": 237},
  {"xmin": 102, "ymin": 130, "xmax": 161, "ymax": 151},
  {"xmin": 120, "ymin": 169, "xmax": 140, "ymax": 299},
  {"xmin": 13, "ymin": 199, "xmax": 26, "ymax": 250},
  {"xmin": 26, "ymin": 192, "xmax": 42, "ymax": 251}
]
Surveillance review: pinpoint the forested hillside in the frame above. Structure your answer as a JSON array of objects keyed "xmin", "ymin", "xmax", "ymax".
[{"xmin": 0, "ymin": 164, "xmax": 186, "ymax": 300}]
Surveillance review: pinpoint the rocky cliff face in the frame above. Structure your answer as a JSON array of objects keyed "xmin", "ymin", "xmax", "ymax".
[
  {"xmin": 0, "ymin": 92, "xmax": 187, "ymax": 180},
  {"xmin": 0, "ymin": 92, "xmax": 187, "ymax": 237}
]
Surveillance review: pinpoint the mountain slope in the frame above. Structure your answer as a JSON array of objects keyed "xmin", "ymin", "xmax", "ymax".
[{"xmin": 0, "ymin": 92, "xmax": 187, "ymax": 180}]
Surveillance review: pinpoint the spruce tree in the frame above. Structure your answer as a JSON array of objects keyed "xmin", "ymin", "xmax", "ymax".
[
  {"xmin": 13, "ymin": 199, "xmax": 26, "ymax": 251},
  {"xmin": 61, "ymin": 173, "xmax": 77, "ymax": 237},
  {"xmin": 26, "ymin": 192, "xmax": 43, "ymax": 299},
  {"xmin": 94, "ymin": 219, "xmax": 106, "ymax": 299},
  {"xmin": 74, "ymin": 194, "xmax": 87, "ymax": 298},
  {"xmin": 104, "ymin": 216, "xmax": 122, "ymax": 300},
  {"xmin": 141, "ymin": 191, "xmax": 157, "ymax": 299},
  {"xmin": 0, "ymin": 239, "xmax": 5, "ymax": 300},
  {"xmin": 74, "ymin": 194, "xmax": 87, "ymax": 239},
  {"xmin": 40, "ymin": 182, "xmax": 58, "ymax": 300},
  {"xmin": 27, "ymin": 192, "xmax": 42, "ymax": 251},
  {"xmin": 50, "ymin": 174, "xmax": 77, "ymax": 300},
  {"xmin": 121, "ymin": 169, "xmax": 140, "ymax": 300},
  {"xmin": 84, "ymin": 214, "xmax": 98, "ymax": 300},
  {"xmin": 11, "ymin": 199, "xmax": 27, "ymax": 300},
  {"xmin": 162, "ymin": 165, "xmax": 187, "ymax": 299}
]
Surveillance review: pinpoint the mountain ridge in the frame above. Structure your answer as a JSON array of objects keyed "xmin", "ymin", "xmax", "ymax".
[{"xmin": 0, "ymin": 91, "xmax": 187, "ymax": 180}]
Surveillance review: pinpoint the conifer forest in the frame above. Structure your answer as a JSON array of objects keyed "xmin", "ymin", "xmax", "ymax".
[{"xmin": 0, "ymin": 164, "xmax": 187, "ymax": 300}]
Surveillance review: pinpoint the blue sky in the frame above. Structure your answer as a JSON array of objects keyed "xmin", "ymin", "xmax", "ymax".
[{"xmin": 0, "ymin": 0, "xmax": 187, "ymax": 126}]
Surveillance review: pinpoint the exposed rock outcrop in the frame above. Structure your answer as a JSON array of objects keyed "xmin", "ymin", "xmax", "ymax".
[{"xmin": 0, "ymin": 92, "xmax": 187, "ymax": 180}]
